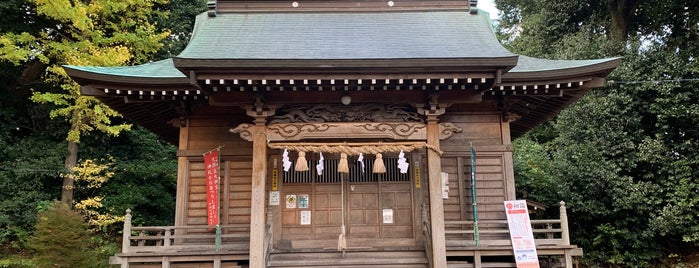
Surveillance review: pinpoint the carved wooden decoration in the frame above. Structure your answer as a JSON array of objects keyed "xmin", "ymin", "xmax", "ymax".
[
  {"xmin": 231, "ymin": 122, "xmax": 462, "ymax": 142},
  {"xmin": 269, "ymin": 104, "xmax": 424, "ymax": 124},
  {"xmin": 232, "ymin": 103, "xmax": 462, "ymax": 142}
]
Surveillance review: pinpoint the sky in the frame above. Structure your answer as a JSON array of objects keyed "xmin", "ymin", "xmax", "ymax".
[{"xmin": 477, "ymin": 0, "xmax": 500, "ymax": 20}]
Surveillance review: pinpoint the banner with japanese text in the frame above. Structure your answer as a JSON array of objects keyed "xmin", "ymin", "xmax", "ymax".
[
  {"xmin": 204, "ymin": 149, "xmax": 220, "ymax": 227},
  {"xmin": 504, "ymin": 200, "xmax": 540, "ymax": 268}
]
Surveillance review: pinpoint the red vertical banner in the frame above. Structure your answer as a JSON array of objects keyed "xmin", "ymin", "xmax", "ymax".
[{"xmin": 204, "ymin": 149, "xmax": 220, "ymax": 227}]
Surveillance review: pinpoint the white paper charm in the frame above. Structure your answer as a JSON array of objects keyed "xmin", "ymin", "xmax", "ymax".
[
  {"xmin": 316, "ymin": 152, "xmax": 325, "ymax": 175},
  {"xmin": 282, "ymin": 149, "xmax": 292, "ymax": 172},
  {"xmin": 357, "ymin": 153, "xmax": 365, "ymax": 173},
  {"xmin": 397, "ymin": 150, "xmax": 409, "ymax": 174}
]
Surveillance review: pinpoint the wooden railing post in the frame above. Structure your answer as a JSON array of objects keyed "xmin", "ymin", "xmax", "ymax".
[
  {"xmin": 122, "ymin": 209, "xmax": 132, "ymax": 253},
  {"xmin": 560, "ymin": 201, "xmax": 570, "ymax": 245},
  {"xmin": 137, "ymin": 231, "xmax": 146, "ymax": 247},
  {"xmin": 546, "ymin": 223, "xmax": 554, "ymax": 239},
  {"xmin": 164, "ymin": 228, "xmax": 172, "ymax": 247}
]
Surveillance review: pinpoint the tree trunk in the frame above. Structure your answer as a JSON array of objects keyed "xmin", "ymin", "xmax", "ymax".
[
  {"xmin": 61, "ymin": 140, "xmax": 78, "ymax": 205},
  {"xmin": 609, "ymin": 0, "xmax": 640, "ymax": 44}
]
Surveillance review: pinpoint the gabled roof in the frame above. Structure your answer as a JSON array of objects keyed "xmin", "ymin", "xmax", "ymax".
[
  {"xmin": 64, "ymin": 3, "xmax": 621, "ymax": 144},
  {"xmin": 177, "ymin": 11, "xmax": 515, "ymax": 60}
]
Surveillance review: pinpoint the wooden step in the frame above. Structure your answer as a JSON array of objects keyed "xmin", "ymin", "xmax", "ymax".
[{"xmin": 268, "ymin": 250, "xmax": 428, "ymax": 267}]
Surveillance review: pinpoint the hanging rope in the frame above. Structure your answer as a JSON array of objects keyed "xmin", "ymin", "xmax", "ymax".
[{"xmin": 267, "ymin": 141, "xmax": 443, "ymax": 156}]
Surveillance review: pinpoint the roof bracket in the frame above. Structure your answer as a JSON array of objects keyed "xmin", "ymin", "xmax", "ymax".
[
  {"xmin": 188, "ymin": 70, "xmax": 204, "ymax": 91},
  {"xmin": 469, "ymin": 0, "xmax": 478, "ymax": 14},
  {"xmin": 207, "ymin": 0, "xmax": 217, "ymax": 17},
  {"xmin": 496, "ymin": 69, "xmax": 503, "ymax": 84}
]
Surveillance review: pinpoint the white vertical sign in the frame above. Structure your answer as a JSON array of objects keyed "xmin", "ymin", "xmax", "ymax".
[
  {"xmin": 300, "ymin": 211, "xmax": 311, "ymax": 225},
  {"xmin": 504, "ymin": 200, "xmax": 540, "ymax": 268},
  {"xmin": 269, "ymin": 191, "xmax": 280, "ymax": 206},
  {"xmin": 441, "ymin": 172, "xmax": 449, "ymax": 199},
  {"xmin": 382, "ymin": 209, "xmax": 394, "ymax": 224}
]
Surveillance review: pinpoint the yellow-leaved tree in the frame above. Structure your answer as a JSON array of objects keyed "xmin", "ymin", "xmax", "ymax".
[{"xmin": 0, "ymin": 0, "xmax": 169, "ymax": 205}]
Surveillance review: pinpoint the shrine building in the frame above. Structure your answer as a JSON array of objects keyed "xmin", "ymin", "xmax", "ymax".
[{"xmin": 65, "ymin": 0, "xmax": 620, "ymax": 267}]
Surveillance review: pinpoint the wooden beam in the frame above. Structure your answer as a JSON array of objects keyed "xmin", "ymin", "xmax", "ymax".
[{"xmin": 215, "ymin": 0, "xmax": 475, "ymax": 12}]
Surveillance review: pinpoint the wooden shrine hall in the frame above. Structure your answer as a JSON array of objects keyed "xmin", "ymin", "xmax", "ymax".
[{"xmin": 65, "ymin": 0, "xmax": 620, "ymax": 267}]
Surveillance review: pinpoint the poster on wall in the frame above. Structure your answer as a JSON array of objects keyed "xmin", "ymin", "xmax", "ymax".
[
  {"xmin": 382, "ymin": 209, "xmax": 394, "ymax": 224},
  {"xmin": 286, "ymin": 194, "xmax": 297, "ymax": 209},
  {"xmin": 441, "ymin": 172, "xmax": 449, "ymax": 199},
  {"xmin": 504, "ymin": 200, "xmax": 540, "ymax": 268},
  {"xmin": 300, "ymin": 210, "xmax": 311, "ymax": 225},
  {"xmin": 298, "ymin": 194, "xmax": 309, "ymax": 208},
  {"xmin": 269, "ymin": 191, "xmax": 280, "ymax": 206}
]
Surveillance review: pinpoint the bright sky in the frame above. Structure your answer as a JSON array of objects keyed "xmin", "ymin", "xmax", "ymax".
[{"xmin": 477, "ymin": 0, "xmax": 500, "ymax": 20}]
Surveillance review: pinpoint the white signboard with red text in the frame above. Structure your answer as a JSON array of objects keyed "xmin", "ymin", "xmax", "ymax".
[{"xmin": 504, "ymin": 200, "xmax": 540, "ymax": 268}]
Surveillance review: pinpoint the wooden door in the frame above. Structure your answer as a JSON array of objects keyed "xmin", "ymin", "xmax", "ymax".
[{"xmin": 278, "ymin": 154, "xmax": 415, "ymax": 249}]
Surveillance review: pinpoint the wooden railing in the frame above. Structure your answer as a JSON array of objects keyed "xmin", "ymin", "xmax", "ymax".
[
  {"xmin": 121, "ymin": 209, "xmax": 251, "ymax": 254},
  {"xmin": 445, "ymin": 201, "xmax": 571, "ymax": 247}
]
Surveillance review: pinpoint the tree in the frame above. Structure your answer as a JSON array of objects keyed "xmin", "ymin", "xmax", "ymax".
[
  {"xmin": 152, "ymin": 0, "xmax": 208, "ymax": 59},
  {"xmin": 499, "ymin": 0, "xmax": 699, "ymax": 265},
  {"xmin": 496, "ymin": 0, "xmax": 699, "ymax": 54},
  {"xmin": 0, "ymin": 0, "xmax": 169, "ymax": 205}
]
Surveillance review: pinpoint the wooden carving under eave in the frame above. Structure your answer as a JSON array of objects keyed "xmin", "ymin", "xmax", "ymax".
[
  {"xmin": 230, "ymin": 123, "xmax": 253, "ymax": 141},
  {"xmin": 230, "ymin": 122, "xmax": 462, "ymax": 142},
  {"xmin": 268, "ymin": 104, "xmax": 424, "ymax": 124},
  {"xmin": 439, "ymin": 122, "xmax": 463, "ymax": 140}
]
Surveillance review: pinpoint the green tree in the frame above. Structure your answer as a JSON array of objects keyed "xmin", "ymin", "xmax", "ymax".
[
  {"xmin": 499, "ymin": 0, "xmax": 699, "ymax": 265},
  {"xmin": 0, "ymin": 0, "xmax": 169, "ymax": 205},
  {"xmin": 79, "ymin": 127, "xmax": 178, "ymax": 229},
  {"xmin": 153, "ymin": 0, "xmax": 208, "ymax": 59}
]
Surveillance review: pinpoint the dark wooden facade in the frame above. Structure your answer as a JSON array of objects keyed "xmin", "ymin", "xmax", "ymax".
[{"xmin": 65, "ymin": 1, "xmax": 620, "ymax": 267}]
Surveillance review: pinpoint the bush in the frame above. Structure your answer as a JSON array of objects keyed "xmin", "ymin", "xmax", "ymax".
[
  {"xmin": 0, "ymin": 256, "xmax": 34, "ymax": 268},
  {"xmin": 26, "ymin": 202, "xmax": 107, "ymax": 268}
]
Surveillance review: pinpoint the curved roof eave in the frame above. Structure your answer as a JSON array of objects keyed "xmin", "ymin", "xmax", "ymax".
[
  {"xmin": 503, "ymin": 56, "xmax": 622, "ymax": 81},
  {"xmin": 63, "ymin": 59, "xmax": 189, "ymax": 86}
]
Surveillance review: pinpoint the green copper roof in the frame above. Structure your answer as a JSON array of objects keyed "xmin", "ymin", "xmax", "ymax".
[
  {"xmin": 509, "ymin": 56, "xmax": 620, "ymax": 73},
  {"xmin": 177, "ymin": 10, "xmax": 516, "ymax": 60},
  {"xmin": 66, "ymin": 59, "xmax": 185, "ymax": 78}
]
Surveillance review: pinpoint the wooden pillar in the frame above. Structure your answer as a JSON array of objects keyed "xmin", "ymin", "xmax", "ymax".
[
  {"xmin": 474, "ymin": 251, "xmax": 482, "ymax": 268},
  {"xmin": 161, "ymin": 257, "xmax": 170, "ymax": 268},
  {"xmin": 423, "ymin": 106, "xmax": 447, "ymax": 268},
  {"xmin": 213, "ymin": 255, "xmax": 222, "ymax": 268},
  {"xmin": 247, "ymin": 103, "xmax": 275, "ymax": 268},
  {"xmin": 500, "ymin": 117, "xmax": 516, "ymax": 200},
  {"xmin": 175, "ymin": 119, "xmax": 189, "ymax": 228}
]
